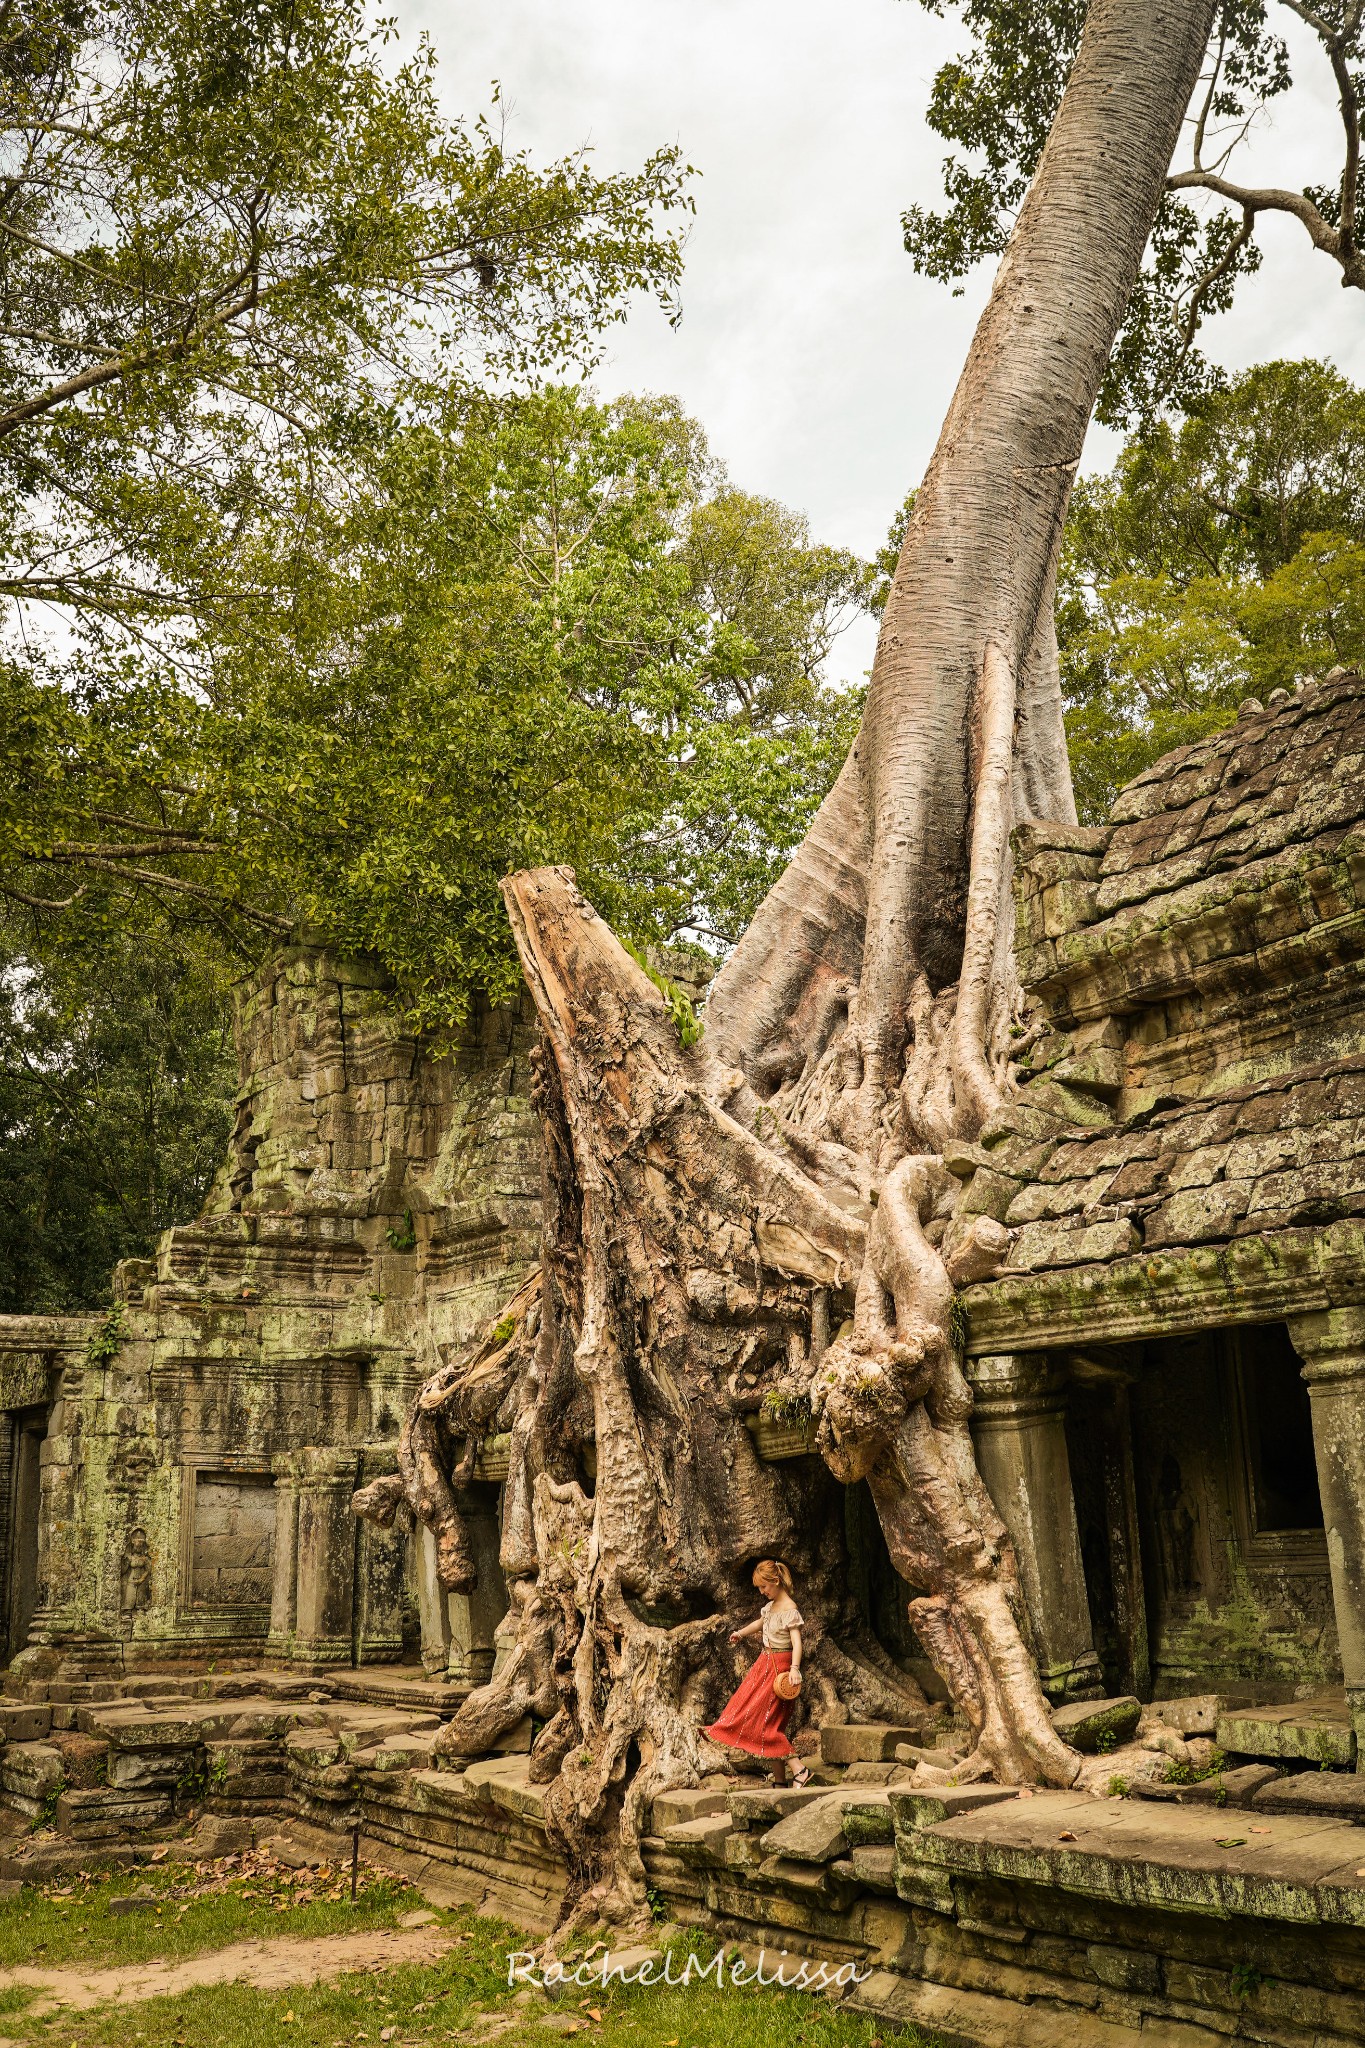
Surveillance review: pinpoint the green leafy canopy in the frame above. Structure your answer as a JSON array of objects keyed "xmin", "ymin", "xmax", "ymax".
[{"xmin": 1060, "ymin": 359, "xmax": 1365, "ymax": 818}]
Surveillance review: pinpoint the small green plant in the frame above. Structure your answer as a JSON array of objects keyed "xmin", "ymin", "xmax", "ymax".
[
  {"xmin": 1163, "ymin": 1745, "xmax": 1225, "ymax": 1786},
  {"xmin": 948, "ymin": 1294, "xmax": 967, "ymax": 1355},
  {"xmin": 622, "ymin": 937, "xmax": 704, "ymax": 1050},
  {"xmin": 1231, "ymin": 1961, "xmax": 1265, "ymax": 2001},
  {"xmin": 385, "ymin": 1209, "xmax": 418, "ymax": 1251},
  {"xmin": 177, "ymin": 1755, "xmax": 209, "ymax": 1804},
  {"xmin": 209, "ymin": 1751, "xmax": 230, "ymax": 1790},
  {"xmin": 490, "ymin": 1313, "xmax": 518, "ymax": 1347},
  {"xmin": 1094, "ymin": 1730, "xmax": 1117, "ymax": 1755},
  {"xmin": 33, "ymin": 1780, "xmax": 64, "ymax": 1831},
  {"xmin": 760, "ymin": 1388, "xmax": 811, "ymax": 1427},
  {"xmin": 1106, "ymin": 1774, "xmax": 1130, "ymax": 1798},
  {"xmin": 86, "ymin": 1303, "xmax": 127, "ymax": 1366},
  {"xmin": 645, "ymin": 1883, "xmax": 667, "ymax": 1922}
]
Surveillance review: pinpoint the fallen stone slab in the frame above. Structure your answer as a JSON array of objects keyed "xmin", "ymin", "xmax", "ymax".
[
  {"xmin": 660, "ymin": 1813, "xmax": 733, "ymax": 1862},
  {"xmin": 651, "ymin": 1785, "xmax": 731, "ymax": 1832},
  {"xmin": 82, "ymin": 1710, "xmax": 208, "ymax": 1751},
  {"xmin": 1251, "ymin": 1771, "xmax": 1365, "ymax": 1821},
  {"xmin": 1135, "ymin": 1764, "xmax": 1281, "ymax": 1808},
  {"xmin": 760, "ymin": 1792, "xmax": 850, "ymax": 1863},
  {"xmin": 1050, "ymin": 1697, "xmax": 1141, "ymax": 1753},
  {"xmin": 891, "ymin": 1785, "xmax": 1021, "ymax": 1830},
  {"xmin": 820, "ymin": 1723, "xmax": 927, "ymax": 1766},
  {"xmin": 757, "ymin": 1850, "xmax": 860, "ymax": 1903},
  {"xmin": 727, "ymin": 1785, "xmax": 829, "ymax": 1828},
  {"xmin": 1218, "ymin": 1695, "xmax": 1356, "ymax": 1769},
  {"xmin": 894, "ymin": 1743, "xmax": 965, "ymax": 1770},
  {"xmin": 461, "ymin": 1754, "xmax": 546, "ymax": 1824},
  {"xmin": 1141, "ymin": 1695, "xmax": 1222, "ymax": 1737}
]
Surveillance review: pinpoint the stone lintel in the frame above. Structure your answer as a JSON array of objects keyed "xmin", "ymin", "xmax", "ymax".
[{"xmin": 963, "ymin": 1223, "xmax": 1365, "ymax": 1357}]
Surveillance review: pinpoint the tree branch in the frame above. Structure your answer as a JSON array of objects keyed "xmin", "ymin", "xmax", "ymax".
[
  {"xmin": 1167, "ymin": 167, "xmax": 1365, "ymax": 285},
  {"xmin": 0, "ymin": 285, "xmax": 259, "ymax": 438}
]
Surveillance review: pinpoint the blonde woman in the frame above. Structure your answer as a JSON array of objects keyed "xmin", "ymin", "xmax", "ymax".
[{"xmin": 704, "ymin": 1559, "xmax": 812, "ymax": 1787}]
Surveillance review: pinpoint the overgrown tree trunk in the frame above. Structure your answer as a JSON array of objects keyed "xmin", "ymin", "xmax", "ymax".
[{"xmin": 359, "ymin": 0, "xmax": 1220, "ymax": 1931}]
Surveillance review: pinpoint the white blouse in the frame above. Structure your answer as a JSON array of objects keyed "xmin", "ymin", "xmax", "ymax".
[{"xmin": 761, "ymin": 1599, "xmax": 804, "ymax": 1651}]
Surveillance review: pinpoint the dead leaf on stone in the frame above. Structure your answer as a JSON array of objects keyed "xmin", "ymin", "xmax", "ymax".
[
  {"xmin": 1215, "ymin": 1838, "xmax": 1247, "ymax": 1848},
  {"xmin": 1057, "ymin": 1830, "xmax": 1077, "ymax": 1841}
]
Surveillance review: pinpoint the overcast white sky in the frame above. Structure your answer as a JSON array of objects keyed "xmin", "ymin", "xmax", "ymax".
[{"xmin": 405, "ymin": 1, "xmax": 1363, "ymax": 683}]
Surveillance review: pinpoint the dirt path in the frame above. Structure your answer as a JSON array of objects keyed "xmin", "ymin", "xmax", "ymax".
[{"xmin": 0, "ymin": 1924, "xmax": 456, "ymax": 2014}]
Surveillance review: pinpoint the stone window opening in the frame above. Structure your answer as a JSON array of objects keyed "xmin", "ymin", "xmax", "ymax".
[{"xmin": 1231, "ymin": 1323, "xmax": 1325, "ymax": 1539}]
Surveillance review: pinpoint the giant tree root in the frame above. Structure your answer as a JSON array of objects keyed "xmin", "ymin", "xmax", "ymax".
[{"xmin": 357, "ymin": 863, "xmax": 1078, "ymax": 1927}]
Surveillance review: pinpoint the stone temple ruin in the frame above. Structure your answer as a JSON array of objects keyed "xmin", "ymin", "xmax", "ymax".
[{"xmin": 3, "ymin": 675, "xmax": 1365, "ymax": 2042}]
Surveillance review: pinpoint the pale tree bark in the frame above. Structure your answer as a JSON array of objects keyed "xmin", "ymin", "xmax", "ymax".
[{"xmin": 359, "ymin": 0, "xmax": 1220, "ymax": 1930}]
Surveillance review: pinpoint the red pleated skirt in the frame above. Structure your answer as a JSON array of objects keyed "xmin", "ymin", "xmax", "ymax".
[{"xmin": 704, "ymin": 1649, "xmax": 794, "ymax": 1758}]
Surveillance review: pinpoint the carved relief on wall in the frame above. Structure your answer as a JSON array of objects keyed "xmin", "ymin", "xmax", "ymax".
[
  {"xmin": 120, "ymin": 1527, "xmax": 152, "ymax": 1614},
  {"xmin": 1156, "ymin": 1452, "xmax": 1201, "ymax": 1605}
]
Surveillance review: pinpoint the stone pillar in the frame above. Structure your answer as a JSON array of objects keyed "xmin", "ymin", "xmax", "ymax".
[
  {"xmin": 1287, "ymin": 1309, "xmax": 1365, "ymax": 1762},
  {"xmin": 966, "ymin": 1352, "xmax": 1103, "ymax": 1701},
  {"xmin": 269, "ymin": 1448, "xmax": 360, "ymax": 1669},
  {"xmin": 414, "ymin": 1523, "xmax": 453, "ymax": 1676},
  {"xmin": 446, "ymin": 1485, "xmax": 507, "ymax": 1685},
  {"xmin": 353, "ymin": 1445, "xmax": 409, "ymax": 1666},
  {"xmin": 410, "ymin": 1486, "xmax": 509, "ymax": 1681},
  {"xmin": 267, "ymin": 1459, "xmax": 301, "ymax": 1661}
]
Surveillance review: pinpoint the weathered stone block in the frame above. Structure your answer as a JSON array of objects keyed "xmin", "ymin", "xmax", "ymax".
[
  {"xmin": 850, "ymin": 1843, "xmax": 897, "ymax": 1892},
  {"xmin": 651, "ymin": 1786, "xmax": 730, "ymax": 1832},
  {"xmin": 727, "ymin": 1784, "xmax": 830, "ymax": 1828},
  {"xmin": 820, "ymin": 1724, "xmax": 924, "ymax": 1766},
  {"xmin": 1218, "ymin": 1696, "xmax": 1356, "ymax": 1768},
  {"xmin": 1251, "ymin": 1771, "xmax": 1365, "ymax": 1819},
  {"xmin": 1142, "ymin": 1695, "xmax": 1222, "ymax": 1736},
  {"xmin": 890, "ymin": 1785, "xmax": 1021, "ymax": 1831},
  {"xmin": 0, "ymin": 1706, "xmax": 51, "ymax": 1742},
  {"xmin": 841, "ymin": 1792, "xmax": 894, "ymax": 1846},
  {"xmin": 759, "ymin": 1793, "xmax": 850, "ymax": 1864},
  {"xmin": 106, "ymin": 1749, "xmax": 181, "ymax": 1791},
  {"xmin": 1136, "ymin": 1762, "xmax": 1281, "ymax": 1807},
  {"xmin": 1, "ymin": 1742, "xmax": 63, "ymax": 1798},
  {"xmin": 1050, "ymin": 1697, "xmax": 1141, "ymax": 1753},
  {"xmin": 660, "ymin": 1813, "xmax": 733, "ymax": 1862},
  {"xmin": 1005, "ymin": 1218, "xmax": 1139, "ymax": 1272},
  {"xmin": 1084, "ymin": 1942, "xmax": 1162, "ymax": 1995}
]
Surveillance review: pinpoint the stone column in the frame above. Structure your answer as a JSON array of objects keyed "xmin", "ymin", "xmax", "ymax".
[
  {"xmin": 267, "ymin": 1457, "xmax": 301, "ymax": 1661},
  {"xmin": 1287, "ymin": 1309, "xmax": 1365, "ymax": 1762},
  {"xmin": 414, "ymin": 1523, "xmax": 454, "ymax": 1676},
  {"xmin": 353, "ymin": 1445, "xmax": 409, "ymax": 1666},
  {"xmin": 270, "ymin": 1448, "xmax": 361, "ymax": 1669},
  {"xmin": 445, "ymin": 1485, "xmax": 507, "ymax": 1685},
  {"xmin": 966, "ymin": 1352, "xmax": 1103, "ymax": 1702}
]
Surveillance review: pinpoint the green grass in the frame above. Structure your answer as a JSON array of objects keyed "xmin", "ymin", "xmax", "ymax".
[
  {"xmin": 0, "ymin": 1872, "xmax": 951, "ymax": 2048},
  {"xmin": 0, "ymin": 1858, "xmax": 416, "ymax": 1970}
]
